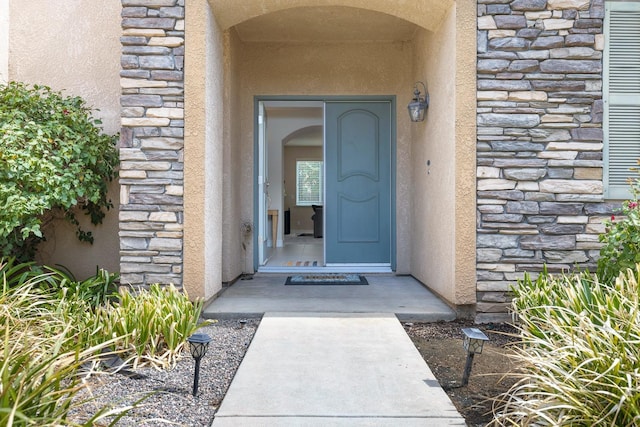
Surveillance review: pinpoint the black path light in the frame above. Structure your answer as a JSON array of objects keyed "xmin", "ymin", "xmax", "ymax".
[
  {"xmin": 187, "ymin": 333, "xmax": 212, "ymax": 396},
  {"xmin": 461, "ymin": 327, "xmax": 489, "ymax": 387}
]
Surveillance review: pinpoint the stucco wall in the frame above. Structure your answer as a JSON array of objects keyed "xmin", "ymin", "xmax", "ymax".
[
  {"xmin": 410, "ymin": 15, "xmax": 458, "ymax": 302},
  {"xmin": 8, "ymin": 0, "xmax": 121, "ymax": 278},
  {"xmin": 410, "ymin": 2, "xmax": 476, "ymax": 308},
  {"xmin": 0, "ymin": 0, "xmax": 8, "ymax": 84},
  {"xmin": 184, "ymin": 0, "xmax": 224, "ymax": 298},
  {"xmin": 235, "ymin": 40, "xmax": 414, "ymax": 273}
]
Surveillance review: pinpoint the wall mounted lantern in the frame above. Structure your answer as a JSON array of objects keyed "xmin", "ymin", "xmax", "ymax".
[
  {"xmin": 461, "ymin": 327, "xmax": 489, "ymax": 386},
  {"xmin": 187, "ymin": 332, "xmax": 212, "ymax": 396},
  {"xmin": 407, "ymin": 81, "xmax": 429, "ymax": 122}
]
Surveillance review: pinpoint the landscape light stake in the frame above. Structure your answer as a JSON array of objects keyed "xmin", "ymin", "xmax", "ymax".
[
  {"xmin": 461, "ymin": 328, "xmax": 489, "ymax": 387},
  {"xmin": 187, "ymin": 333, "xmax": 212, "ymax": 396}
]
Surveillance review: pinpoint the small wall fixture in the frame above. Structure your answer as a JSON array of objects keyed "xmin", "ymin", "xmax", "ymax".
[{"xmin": 407, "ymin": 81, "xmax": 429, "ymax": 122}]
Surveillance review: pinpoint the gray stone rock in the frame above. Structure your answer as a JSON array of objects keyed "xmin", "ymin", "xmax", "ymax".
[
  {"xmin": 477, "ymin": 248, "xmax": 504, "ymax": 262},
  {"xmin": 506, "ymin": 201, "xmax": 541, "ymax": 214},
  {"xmin": 547, "ymin": 168, "xmax": 574, "ymax": 179},
  {"xmin": 477, "ymin": 190, "xmax": 526, "ymax": 201},
  {"xmin": 565, "ymin": 34, "xmax": 595, "ymax": 46},
  {"xmin": 478, "ymin": 79, "xmax": 532, "ymax": 90},
  {"xmin": 483, "ymin": 213, "xmax": 525, "ymax": 222},
  {"xmin": 543, "ymin": 250, "xmax": 589, "ymax": 263},
  {"xmin": 504, "ymin": 168, "xmax": 547, "ymax": 181},
  {"xmin": 508, "ymin": 59, "xmax": 539, "ymax": 72},
  {"xmin": 491, "ymin": 142, "xmax": 545, "ymax": 152},
  {"xmin": 493, "ymin": 158, "xmax": 547, "ymax": 168},
  {"xmin": 527, "ymin": 215, "xmax": 557, "ymax": 223},
  {"xmin": 477, "ymin": 234, "xmax": 520, "ymax": 249},
  {"xmin": 478, "ymin": 113, "xmax": 540, "ymax": 128},
  {"xmin": 139, "ymin": 55, "xmax": 175, "ymax": 70},
  {"xmin": 530, "ymin": 128, "xmax": 571, "ymax": 142},
  {"xmin": 531, "ymin": 36, "xmax": 564, "ymax": 49},
  {"xmin": 504, "ymin": 248, "xmax": 536, "ymax": 257},
  {"xmin": 531, "ymin": 80, "xmax": 586, "ymax": 91},
  {"xmin": 478, "ymin": 59, "xmax": 511, "ymax": 73},
  {"xmin": 570, "ymin": 128, "xmax": 603, "ymax": 141},
  {"xmin": 159, "ymin": 6, "xmax": 184, "ymax": 18},
  {"xmin": 584, "ymin": 203, "xmax": 618, "ymax": 215},
  {"xmin": 575, "ymin": 19, "xmax": 602, "ymax": 29},
  {"xmin": 122, "ymin": 17, "xmax": 176, "ymax": 30},
  {"xmin": 511, "ymin": 0, "xmax": 548, "ymax": 11},
  {"xmin": 540, "ymin": 59, "xmax": 602, "ymax": 73},
  {"xmin": 487, "ymin": 4, "xmax": 511, "ymax": 14},
  {"xmin": 521, "ymin": 235, "xmax": 576, "ymax": 250},
  {"xmin": 540, "ymin": 224, "xmax": 584, "ymax": 234},
  {"xmin": 489, "ymin": 37, "xmax": 529, "ymax": 51},
  {"xmin": 122, "ymin": 0, "xmax": 177, "ymax": 7},
  {"xmin": 539, "ymin": 202, "xmax": 584, "ymax": 215},
  {"xmin": 122, "ymin": 7, "xmax": 147, "ymax": 17},
  {"xmin": 590, "ymin": 0, "xmax": 604, "ymax": 19},
  {"xmin": 520, "ymin": 30, "xmax": 544, "ymax": 41},
  {"xmin": 121, "ymin": 95, "xmax": 164, "ymax": 107},
  {"xmin": 478, "ymin": 30, "xmax": 488, "ymax": 54},
  {"xmin": 495, "ymin": 15, "xmax": 527, "ymax": 29}
]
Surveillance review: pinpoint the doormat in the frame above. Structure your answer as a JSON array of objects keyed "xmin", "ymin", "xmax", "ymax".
[
  {"xmin": 283, "ymin": 261, "xmax": 319, "ymax": 267},
  {"xmin": 285, "ymin": 274, "xmax": 368, "ymax": 285}
]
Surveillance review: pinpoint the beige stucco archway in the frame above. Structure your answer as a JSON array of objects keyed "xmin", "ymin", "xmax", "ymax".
[{"xmin": 183, "ymin": 0, "xmax": 476, "ymax": 312}]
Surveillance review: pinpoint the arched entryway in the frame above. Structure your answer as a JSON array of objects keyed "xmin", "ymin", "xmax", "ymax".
[{"xmin": 183, "ymin": 0, "xmax": 476, "ymax": 310}]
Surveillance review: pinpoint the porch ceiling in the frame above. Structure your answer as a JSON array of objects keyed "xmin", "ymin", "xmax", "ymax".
[
  {"xmin": 233, "ymin": 6, "xmax": 419, "ymax": 43},
  {"xmin": 208, "ymin": 0, "xmax": 452, "ymax": 34}
]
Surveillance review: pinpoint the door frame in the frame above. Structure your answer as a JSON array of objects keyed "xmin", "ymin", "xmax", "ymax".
[{"xmin": 253, "ymin": 95, "xmax": 397, "ymax": 271}]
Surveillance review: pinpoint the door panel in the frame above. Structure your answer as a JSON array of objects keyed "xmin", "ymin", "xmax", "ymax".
[{"xmin": 325, "ymin": 101, "xmax": 391, "ymax": 264}]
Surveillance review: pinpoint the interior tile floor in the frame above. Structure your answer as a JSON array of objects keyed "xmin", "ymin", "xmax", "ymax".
[{"xmin": 264, "ymin": 233, "xmax": 324, "ymax": 267}]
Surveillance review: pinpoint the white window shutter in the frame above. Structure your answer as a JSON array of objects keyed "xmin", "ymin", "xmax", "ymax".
[{"xmin": 605, "ymin": 2, "xmax": 640, "ymax": 199}]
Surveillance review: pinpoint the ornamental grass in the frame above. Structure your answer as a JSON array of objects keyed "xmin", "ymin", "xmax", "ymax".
[{"xmin": 492, "ymin": 266, "xmax": 640, "ymax": 426}]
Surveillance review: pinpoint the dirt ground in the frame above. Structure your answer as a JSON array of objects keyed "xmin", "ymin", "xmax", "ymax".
[{"xmin": 404, "ymin": 320, "xmax": 520, "ymax": 426}]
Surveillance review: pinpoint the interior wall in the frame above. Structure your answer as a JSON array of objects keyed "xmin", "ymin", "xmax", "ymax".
[
  {"xmin": 184, "ymin": 0, "xmax": 224, "ymax": 299},
  {"xmin": 410, "ymin": 3, "xmax": 476, "ymax": 306},
  {"xmin": 236, "ymin": 41, "xmax": 413, "ymax": 273},
  {"xmin": 8, "ymin": 0, "xmax": 121, "ymax": 278},
  {"xmin": 265, "ymin": 109, "xmax": 323, "ymax": 246},
  {"xmin": 284, "ymin": 146, "xmax": 323, "ymax": 232}
]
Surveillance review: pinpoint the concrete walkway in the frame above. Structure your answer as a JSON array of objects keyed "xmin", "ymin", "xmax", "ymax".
[{"xmin": 211, "ymin": 313, "xmax": 466, "ymax": 426}]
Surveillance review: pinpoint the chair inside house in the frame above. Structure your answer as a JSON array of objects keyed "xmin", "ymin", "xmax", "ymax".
[{"xmin": 311, "ymin": 205, "xmax": 323, "ymax": 238}]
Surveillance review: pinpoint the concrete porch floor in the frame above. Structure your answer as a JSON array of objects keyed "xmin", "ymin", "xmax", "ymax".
[{"xmin": 203, "ymin": 274, "xmax": 457, "ymax": 322}]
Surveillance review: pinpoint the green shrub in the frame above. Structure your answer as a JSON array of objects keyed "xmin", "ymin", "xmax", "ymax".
[
  {"xmin": 597, "ymin": 164, "xmax": 640, "ymax": 282},
  {"xmin": 493, "ymin": 268, "xmax": 640, "ymax": 426},
  {"xmin": 0, "ymin": 82, "xmax": 118, "ymax": 262}
]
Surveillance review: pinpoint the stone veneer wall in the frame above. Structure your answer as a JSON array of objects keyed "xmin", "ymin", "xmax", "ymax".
[
  {"xmin": 119, "ymin": 0, "xmax": 185, "ymax": 287},
  {"xmin": 476, "ymin": 0, "xmax": 616, "ymax": 322}
]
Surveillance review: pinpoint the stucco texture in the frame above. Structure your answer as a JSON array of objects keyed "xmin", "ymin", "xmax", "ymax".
[{"xmin": 8, "ymin": 0, "xmax": 121, "ymax": 278}]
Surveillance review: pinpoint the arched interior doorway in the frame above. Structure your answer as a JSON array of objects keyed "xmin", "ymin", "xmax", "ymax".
[{"xmin": 183, "ymin": 0, "xmax": 477, "ymax": 309}]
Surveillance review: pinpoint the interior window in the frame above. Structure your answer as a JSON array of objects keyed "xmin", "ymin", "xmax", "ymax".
[{"xmin": 296, "ymin": 160, "xmax": 323, "ymax": 206}]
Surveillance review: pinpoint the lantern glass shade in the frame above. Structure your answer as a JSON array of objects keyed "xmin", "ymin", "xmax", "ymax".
[
  {"xmin": 408, "ymin": 100, "xmax": 426, "ymax": 122},
  {"xmin": 188, "ymin": 333, "xmax": 212, "ymax": 359},
  {"xmin": 462, "ymin": 328, "xmax": 489, "ymax": 354}
]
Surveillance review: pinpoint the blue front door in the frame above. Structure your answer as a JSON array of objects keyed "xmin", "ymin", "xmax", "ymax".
[{"xmin": 324, "ymin": 101, "xmax": 392, "ymax": 265}]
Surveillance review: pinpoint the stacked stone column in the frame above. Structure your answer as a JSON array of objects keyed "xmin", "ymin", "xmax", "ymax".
[
  {"xmin": 476, "ymin": 0, "xmax": 615, "ymax": 322},
  {"xmin": 119, "ymin": 0, "xmax": 185, "ymax": 287}
]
